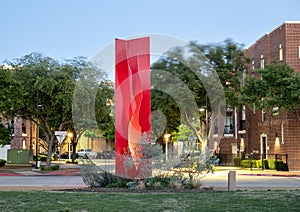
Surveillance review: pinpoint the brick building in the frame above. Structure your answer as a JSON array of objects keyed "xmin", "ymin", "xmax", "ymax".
[{"xmin": 217, "ymin": 21, "xmax": 300, "ymax": 170}]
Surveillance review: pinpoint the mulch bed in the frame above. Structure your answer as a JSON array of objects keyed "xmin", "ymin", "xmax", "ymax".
[{"xmin": 56, "ymin": 187, "xmax": 215, "ymax": 193}]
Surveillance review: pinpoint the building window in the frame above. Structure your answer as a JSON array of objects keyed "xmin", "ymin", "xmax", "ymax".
[
  {"xmin": 272, "ymin": 106, "xmax": 279, "ymax": 116},
  {"xmin": 281, "ymin": 123, "xmax": 284, "ymax": 144},
  {"xmin": 239, "ymin": 106, "xmax": 246, "ymax": 131},
  {"xmin": 224, "ymin": 112, "xmax": 234, "ymax": 135},
  {"xmin": 260, "ymin": 55, "xmax": 264, "ymax": 69},
  {"xmin": 242, "ymin": 105, "xmax": 246, "ymax": 120},
  {"xmin": 9, "ymin": 120, "xmax": 14, "ymax": 134},
  {"xmin": 242, "ymin": 69, "xmax": 246, "ymax": 86},
  {"xmin": 262, "ymin": 109, "xmax": 266, "ymax": 122},
  {"xmin": 279, "ymin": 44, "xmax": 283, "ymax": 61},
  {"xmin": 22, "ymin": 120, "xmax": 26, "ymax": 134},
  {"xmin": 251, "ymin": 60, "xmax": 255, "ymax": 71},
  {"xmin": 298, "ymin": 46, "xmax": 300, "ymax": 59}
]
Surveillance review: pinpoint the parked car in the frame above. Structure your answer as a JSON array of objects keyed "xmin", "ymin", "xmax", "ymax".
[
  {"xmin": 60, "ymin": 152, "xmax": 79, "ymax": 159},
  {"xmin": 77, "ymin": 148, "xmax": 97, "ymax": 159},
  {"xmin": 97, "ymin": 151, "xmax": 114, "ymax": 159}
]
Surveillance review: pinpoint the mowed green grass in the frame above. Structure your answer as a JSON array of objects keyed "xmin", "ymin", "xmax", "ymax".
[{"xmin": 0, "ymin": 190, "xmax": 299, "ymax": 211}]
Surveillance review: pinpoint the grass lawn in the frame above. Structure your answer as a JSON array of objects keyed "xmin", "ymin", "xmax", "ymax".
[{"xmin": 0, "ymin": 190, "xmax": 299, "ymax": 211}]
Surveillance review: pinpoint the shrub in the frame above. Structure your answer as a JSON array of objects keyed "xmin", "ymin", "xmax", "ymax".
[
  {"xmin": 80, "ymin": 159, "xmax": 120, "ymax": 188},
  {"xmin": 169, "ymin": 181, "xmax": 183, "ymax": 190},
  {"xmin": 34, "ymin": 154, "xmax": 54, "ymax": 162},
  {"xmin": 256, "ymin": 160, "xmax": 262, "ymax": 168},
  {"xmin": 256, "ymin": 159, "xmax": 275, "ymax": 169},
  {"xmin": 0, "ymin": 159, "xmax": 6, "ymax": 167},
  {"xmin": 66, "ymin": 160, "xmax": 78, "ymax": 164},
  {"xmin": 136, "ymin": 181, "xmax": 146, "ymax": 190},
  {"xmin": 184, "ymin": 179, "xmax": 202, "ymax": 189},
  {"xmin": 241, "ymin": 159, "xmax": 257, "ymax": 168},
  {"xmin": 233, "ymin": 157, "xmax": 242, "ymax": 166},
  {"xmin": 39, "ymin": 155, "xmax": 47, "ymax": 162},
  {"xmin": 275, "ymin": 160, "xmax": 286, "ymax": 171},
  {"xmin": 41, "ymin": 164, "xmax": 60, "ymax": 171},
  {"xmin": 263, "ymin": 159, "xmax": 269, "ymax": 169},
  {"xmin": 268, "ymin": 159, "xmax": 276, "ymax": 170},
  {"xmin": 107, "ymin": 178, "xmax": 129, "ymax": 188}
]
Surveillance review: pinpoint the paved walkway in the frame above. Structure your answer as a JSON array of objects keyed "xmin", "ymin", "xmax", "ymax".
[
  {"xmin": 215, "ymin": 166, "xmax": 300, "ymax": 177},
  {"xmin": 1, "ymin": 164, "xmax": 300, "ymax": 177},
  {"xmin": 0, "ymin": 164, "xmax": 81, "ymax": 176},
  {"xmin": 0, "ymin": 165, "xmax": 299, "ymax": 191}
]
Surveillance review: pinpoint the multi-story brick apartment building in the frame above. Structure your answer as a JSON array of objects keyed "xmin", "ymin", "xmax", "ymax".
[{"xmin": 217, "ymin": 21, "xmax": 300, "ymax": 170}]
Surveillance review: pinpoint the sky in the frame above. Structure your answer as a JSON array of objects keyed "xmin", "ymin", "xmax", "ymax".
[{"xmin": 1, "ymin": 0, "xmax": 300, "ymax": 63}]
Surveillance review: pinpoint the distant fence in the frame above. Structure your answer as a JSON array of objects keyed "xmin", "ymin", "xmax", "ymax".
[{"xmin": 217, "ymin": 153, "xmax": 289, "ymax": 171}]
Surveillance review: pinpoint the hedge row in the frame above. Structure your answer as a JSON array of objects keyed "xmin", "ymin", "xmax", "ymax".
[
  {"xmin": 234, "ymin": 158, "xmax": 287, "ymax": 171},
  {"xmin": 0, "ymin": 159, "xmax": 6, "ymax": 167},
  {"xmin": 33, "ymin": 154, "xmax": 54, "ymax": 162}
]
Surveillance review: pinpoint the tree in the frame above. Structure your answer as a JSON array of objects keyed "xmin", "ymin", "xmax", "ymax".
[
  {"xmin": 0, "ymin": 124, "xmax": 11, "ymax": 146},
  {"xmin": 241, "ymin": 62, "xmax": 300, "ymax": 119},
  {"xmin": 95, "ymin": 81, "xmax": 115, "ymax": 142},
  {"xmin": 150, "ymin": 39, "xmax": 248, "ymax": 150},
  {"xmin": 66, "ymin": 57, "xmax": 107, "ymax": 163},
  {"xmin": 151, "ymin": 46, "xmax": 208, "ymax": 147},
  {"xmin": 0, "ymin": 53, "xmax": 107, "ymax": 167},
  {"xmin": 192, "ymin": 39, "xmax": 250, "ymax": 108}
]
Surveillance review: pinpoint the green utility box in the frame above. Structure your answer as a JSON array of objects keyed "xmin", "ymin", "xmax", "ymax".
[{"xmin": 7, "ymin": 149, "xmax": 30, "ymax": 164}]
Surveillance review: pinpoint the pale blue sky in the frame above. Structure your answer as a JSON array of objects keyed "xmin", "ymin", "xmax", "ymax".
[{"xmin": 1, "ymin": 0, "xmax": 299, "ymax": 62}]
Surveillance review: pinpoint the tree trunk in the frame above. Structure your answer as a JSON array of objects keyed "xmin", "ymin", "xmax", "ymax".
[
  {"xmin": 72, "ymin": 140, "xmax": 78, "ymax": 163},
  {"xmin": 46, "ymin": 135, "xmax": 55, "ymax": 168}
]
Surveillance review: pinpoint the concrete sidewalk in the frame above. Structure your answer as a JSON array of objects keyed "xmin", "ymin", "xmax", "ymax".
[
  {"xmin": 215, "ymin": 166, "xmax": 300, "ymax": 177},
  {"xmin": 1, "ymin": 164, "xmax": 300, "ymax": 177},
  {"xmin": 0, "ymin": 164, "xmax": 81, "ymax": 176},
  {"xmin": 0, "ymin": 165, "xmax": 299, "ymax": 191}
]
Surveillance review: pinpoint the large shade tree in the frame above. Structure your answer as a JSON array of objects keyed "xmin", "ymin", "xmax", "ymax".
[
  {"xmin": 151, "ymin": 39, "xmax": 248, "ymax": 149},
  {"xmin": 0, "ymin": 53, "xmax": 107, "ymax": 166},
  {"xmin": 241, "ymin": 62, "xmax": 300, "ymax": 119},
  {"xmin": 95, "ymin": 81, "xmax": 115, "ymax": 142},
  {"xmin": 0, "ymin": 124, "xmax": 11, "ymax": 146}
]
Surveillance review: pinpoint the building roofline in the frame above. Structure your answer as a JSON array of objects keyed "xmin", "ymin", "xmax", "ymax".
[
  {"xmin": 245, "ymin": 21, "xmax": 300, "ymax": 50},
  {"xmin": 284, "ymin": 21, "xmax": 300, "ymax": 24}
]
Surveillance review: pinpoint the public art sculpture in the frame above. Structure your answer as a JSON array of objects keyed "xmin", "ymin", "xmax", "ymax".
[{"xmin": 115, "ymin": 37, "xmax": 151, "ymax": 178}]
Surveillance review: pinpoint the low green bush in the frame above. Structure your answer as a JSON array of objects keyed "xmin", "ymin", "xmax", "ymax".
[
  {"xmin": 256, "ymin": 160, "xmax": 262, "ymax": 168},
  {"xmin": 33, "ymin": 154, "xmax": 54, "ymax": 162},
  {"xmin": 268, "ymin": 159, "xmax": 276, "ymax": 170},
  {"xmin": 233, "ymin": 157, "xmax": 242, "ymax": 166},
  {"xmin": 262, "ymin": 159, "xmax": 269, "ymax": 169},
  {"xmin": 241, "ymin": 159, "xmax": 257, "ymax": 168},
  {"xmin": 275, "ymin": 160, "xmax": 286, "ymax": 171},
  {"xmin": 66, "ymin": 160, "xmax": 78, "ymax": 164},
  {"xmin": 255, "ymin": 159, "xmax": 286, "ymax": 170},
  {"xmin": 41, "ymin": 164, "xmax": 59, "ymax": 171},
  {"xmin": 107, "ymin": 178, "xmax": 129, "ymax": 188},
  {"xmin": 256, "ymin": 159, "xmax": 269, "ymax": 169},
  {"xmin": 0, "ymin": 159, "xmax": 6, "ymax": 167},
  {"xmin": 39, "ymin": 155, "xmax": 47, "ymax": 162}
]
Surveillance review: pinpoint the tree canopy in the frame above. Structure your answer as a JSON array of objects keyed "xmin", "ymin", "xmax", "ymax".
[
  {"xmin": 0, "ymin": 53, "xmax": 109, "ymax": 166},
  {"xmin": 150, "ymin": 39, "xmax": 248, "ymax": 148},
  {"xmin": 241, "ymin": 62, "xmax": 300, "ymax": 119},
  {"xmin": 0, "ymin": 123, "xmax": 11, "ymax": 146}
]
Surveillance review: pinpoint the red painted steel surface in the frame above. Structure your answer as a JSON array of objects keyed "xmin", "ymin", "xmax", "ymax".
[{"xmin": 115, "ymin": 37, "xmax": 151, "ymax": 178}]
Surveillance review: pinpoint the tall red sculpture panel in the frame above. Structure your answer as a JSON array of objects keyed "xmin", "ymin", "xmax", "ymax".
[{"xmin": 115, "ymin": 37, "xmax": 151, "ymax": 178}]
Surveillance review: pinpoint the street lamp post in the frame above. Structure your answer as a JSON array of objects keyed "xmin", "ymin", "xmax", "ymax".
[
  {"xmin": 35, "ymin": 105, "xmax": 43, "ymax": 168},
  {"xmin": 164, "ymin": 132, "xmax": 171, "ymax": 160},
  {"xmin": 205, "ymin": 94, "xmax": 208, "ymax": 148},
  {"xmin": 67, "ymin": 132, "xmax": 73, "ymax": 160},
  {"xmin": 199, "ymin": 94, "xmax": 208, "ymax": 150}
]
